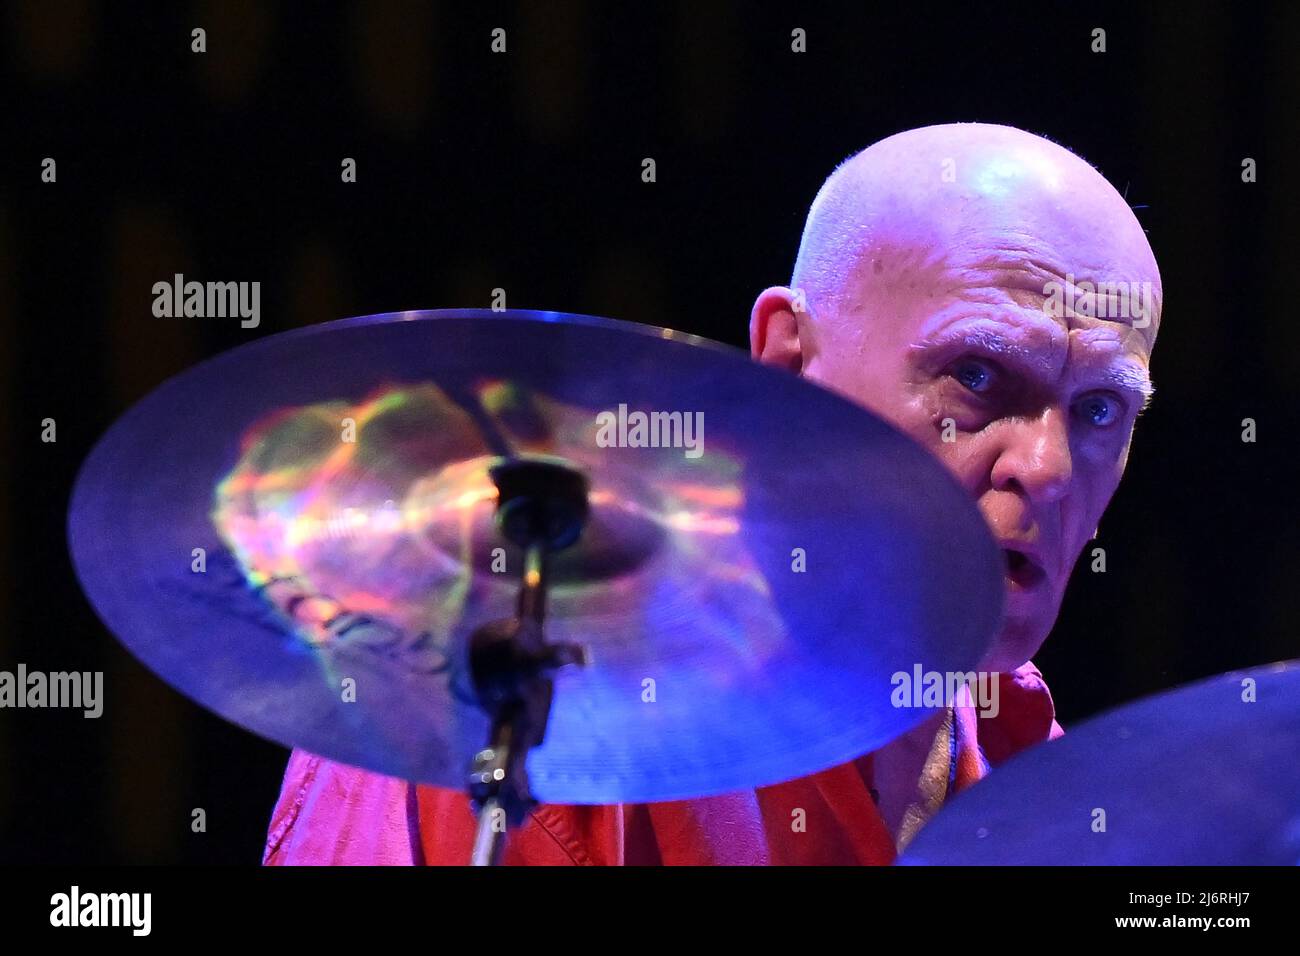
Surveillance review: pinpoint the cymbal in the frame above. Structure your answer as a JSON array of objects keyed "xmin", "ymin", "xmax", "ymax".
[
  {"xmin": 68, "ymin": 309, "xmax": 1003, "ymax": 804},
  {"xmin": 898, "ymin": 660, "xmax": 1300, "ymax": 865}
]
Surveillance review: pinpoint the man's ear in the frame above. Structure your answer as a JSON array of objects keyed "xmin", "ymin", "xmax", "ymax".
[{"xmin": 749, "ymin": 286, "xmax": 805, "ymax": 372}]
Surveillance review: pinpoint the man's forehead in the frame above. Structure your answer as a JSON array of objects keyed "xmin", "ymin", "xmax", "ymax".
[
  {"xmin": 960, "ymin": 249, "xmax": 1158, "ymax": 344},
  {"xmin": 852, "ymin": 238, "xmax": 1161, "ymax": 354}
]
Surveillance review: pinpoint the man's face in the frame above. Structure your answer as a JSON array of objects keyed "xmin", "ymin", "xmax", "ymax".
[
  {"xmin": 753, "ymin": 177, "xmax": 1161, "ymax": 671},
  {"xmin": 809, "ymin": 258, "xmax": 1154, "ymax": 671}
]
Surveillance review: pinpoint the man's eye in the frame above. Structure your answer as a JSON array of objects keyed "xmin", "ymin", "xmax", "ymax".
[
  {"xmin": 951, "ymin": 359, "xmax": 995, "ymax": 393},
  {"xmin": 1075, "ymin": 392, "xmax": 1122, "ymax": 427}
]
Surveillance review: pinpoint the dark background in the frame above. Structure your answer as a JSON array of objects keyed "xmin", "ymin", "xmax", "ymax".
[{"xmin": 1, "ymin": 1, "xmax": 1297, "ymax": 863}]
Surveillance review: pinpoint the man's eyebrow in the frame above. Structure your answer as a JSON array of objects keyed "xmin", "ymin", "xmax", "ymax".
[
  {"xmin": 911, "ymin": 322, "xmax": 1155, "ymax": 407},
  {"xmin": 1097, "ymin": 362, "xmax": 1156, "ymax": 409},
  {"xmin": 909, "ymin": 323, "xmax": 1059, "ymax": 374}
]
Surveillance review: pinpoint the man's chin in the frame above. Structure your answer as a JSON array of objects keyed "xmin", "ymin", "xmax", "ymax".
[{"xmin": 980, "ymin": 620, "xmax": 1050, "ymax": 674}]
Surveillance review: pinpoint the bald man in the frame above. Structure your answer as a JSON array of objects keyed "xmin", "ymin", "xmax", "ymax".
[{"xmin": 263, "ymin": 123, "xmax": 1162, "ymax": 865}]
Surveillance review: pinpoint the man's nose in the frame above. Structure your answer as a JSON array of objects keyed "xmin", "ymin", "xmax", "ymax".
[{"xmin": 990, "ymin": 406, "xmax": 1073, "ymax": 506}]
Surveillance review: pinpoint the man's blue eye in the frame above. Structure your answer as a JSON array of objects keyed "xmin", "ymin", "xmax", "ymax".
[
  {"xmin": 1076, "ymin": 393, "xmax": 1120, "ymax": 427},
  {"xmin": 953, "ymin": 360, "xmax": 993, "ymax": 393}
]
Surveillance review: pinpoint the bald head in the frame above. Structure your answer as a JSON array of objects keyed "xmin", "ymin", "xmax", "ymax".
[
  {"xmin": 752, "ymin": 122, "xmax": 1164, "ymax": 672},
  {"xmin": 791, "ymin": 123, "xmax": 1161, "ymax": 349}
]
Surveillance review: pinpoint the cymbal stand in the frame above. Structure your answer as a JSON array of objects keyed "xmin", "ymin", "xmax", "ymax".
[{"xmin": 466, "ymin": 458, "xmax": 590, "ymax": 866}]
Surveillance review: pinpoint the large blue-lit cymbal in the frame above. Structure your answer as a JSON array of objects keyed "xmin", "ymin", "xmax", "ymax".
[
  {"xmin": 899, "ymin": 660, "xmax": 1300, "ymax": 865},
  {"xmin": 68, "ymin": 309, "xmax": 1003, "ymax": 804}
]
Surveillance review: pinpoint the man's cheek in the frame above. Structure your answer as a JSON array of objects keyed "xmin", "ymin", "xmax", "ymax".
[
  {"xmin": 898, "ymin": 410, "xmax": 953, "ymax": 459},
  {"xmin": 907, "ymin": 388, "xmax": 961, "ymax": 446},
  {"xmin": 904, "ymin": 433, "xmax": 988, "ymax": 505},
  {"xmin": 836, "ymin": 380, "xmax": 980, "ymax": 487}
]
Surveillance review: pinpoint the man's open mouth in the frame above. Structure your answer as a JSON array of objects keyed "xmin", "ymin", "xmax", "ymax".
[{"xmin": 1002, "ymin": 548, "xmax": 1046, "ymax": 590}]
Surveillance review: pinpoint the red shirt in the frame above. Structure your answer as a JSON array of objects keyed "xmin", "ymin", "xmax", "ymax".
[{"xmin": 264, "ymin": 662, "xmax": 1064, "ymax": 865}]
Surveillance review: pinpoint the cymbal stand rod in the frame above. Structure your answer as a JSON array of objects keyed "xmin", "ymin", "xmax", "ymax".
[
  {"xmin": 517, "ymin": 541, "xmax": 547, "ymax": 624},
  {"xmin": 465, "ymin": 458, "xmax": 590, "ymax": 866},
  {"xmin": 470, "ymin": 796, "xmax": 508, "ymax": 867}
]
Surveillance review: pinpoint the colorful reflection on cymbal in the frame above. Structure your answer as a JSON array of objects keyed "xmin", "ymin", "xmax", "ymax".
[{"xmin": 212, "ymin": 379, "xmax": 775, "ymax": 668}]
